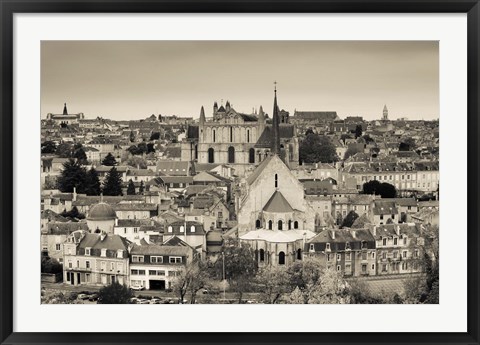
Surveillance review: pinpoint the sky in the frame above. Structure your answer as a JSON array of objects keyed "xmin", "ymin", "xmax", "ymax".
[{"xmin": 41, "ymin": 41, "xmax": 439, "ymax": 121}]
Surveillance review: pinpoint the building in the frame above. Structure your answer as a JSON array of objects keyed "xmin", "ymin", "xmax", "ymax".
[
  {"xmin": 46, "ymin": 103, "xmax": 85, "ymax": 125},
  {"xmin": 63, "ymin": 230, "xmax": 131, "ymax": 286}
]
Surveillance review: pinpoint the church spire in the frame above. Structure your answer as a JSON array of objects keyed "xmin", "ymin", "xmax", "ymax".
[
  {"xmin": 199, "ymin": 106, "xmax": 206, "ymax": 125},
  {"xmin": 272, "ymin": 82, "xmax": 280, "ymax": 155},
  {"xmin": 63, "ymin": 103, "xmax": 68, "ymax": 115}
]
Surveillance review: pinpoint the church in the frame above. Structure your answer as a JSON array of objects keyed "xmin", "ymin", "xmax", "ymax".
[
  {"xmin": 233, "ymin": 88, "xmax": 317, "ymax": 267},
  {"xmin": 46, "ymin": 103, "xmax": 85, "ymax": 125},
  {"xmin": 181, "ymin": 87, "xmax": 299, "ymax": 177}
]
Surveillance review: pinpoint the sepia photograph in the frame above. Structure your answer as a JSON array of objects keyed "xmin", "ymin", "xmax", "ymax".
[{"xmin": 40, "ymin": 40, "xmax": 439, "ymax": 305}]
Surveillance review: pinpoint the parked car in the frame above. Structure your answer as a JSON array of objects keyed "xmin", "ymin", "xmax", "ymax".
[
  {"xmin": 130, "ymin": 297, "xmax": 140, "ymax": 304},
  {"xmin": 130, "ymin": 285, "xmax": 145, "ymax": 291},
  {"xmin": 88, "ymin": 294, "xmax": 98, "ymax": 302},
  {"xmin": 150, "ymin": 298, "xmax": 161, "ymax": 304},
  {"xmin": 77, "ymin": 294, "xmax": 90, "ymax": 300},
  {"xmin": 137, "ymin": 299, "xmax": 150, "ymax": 304}
]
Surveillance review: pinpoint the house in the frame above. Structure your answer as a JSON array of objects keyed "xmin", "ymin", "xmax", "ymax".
[
  {"xmin": 163, "ymin": 221, "xmax": 206, "ymax": 256},
  {"xmin": 306, "ymin": 228, "xmax": 377, "ymax": 277},
  {"xmin": 112, "ymin": 203, "xmax": 159, "ymax": 220},
  {"xmin": 155, "ymin": 176, "xmax": 194, "ymax": 192},
  {"xmin": 63, "ymin": 230, "xmax": 131, "ymax": 286},
  {"xmin": 95, "ymin": 165, "xmax": 128, "ymax": 182},
  {"xmin": 41, "ymin": 221, "xmax": 88, "ymax": 263},
  {"xmin": 113, "ymin": 218, "xmax": 164, "ymax": 243},
  {"xmin": 156, "ymin": 160, "xmax": 191, "ymax": 176},
  {"xmin": 372, "ymin": 200, "xmax": 399, "ymax": 225},
  {"xmin": 128, "ymin": 240, "xmax": 195, "ymax": 290}
]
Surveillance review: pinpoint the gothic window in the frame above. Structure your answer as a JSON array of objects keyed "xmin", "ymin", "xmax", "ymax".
[
  {"xmin": 230, "ymin": 127, "xmax": 233, "ymax": 142},
  {"xmin": 275, "ymin": 174, "xmax": 278, "ymax": 188},
  {"xmin": 208, "ymin": 148, "xmax": 215, "ymax": 163},
  {"xmin": 288, "ymin": 220, "xmax": 292, "ymax": 230},
  {"xmin": 255, "ymin": 219, "xmax": 261, "ymax": 228},
  {"xmin": 278, "ymin": 220, "xmax": 283, "ymax": 230},
  {"xmin": 228, "ymin": 146, "xmax": 235, "ymax": 164},
  {"xmin": 268, "ymin": 220, "xmax": 273, "ymax": 230},
  {"xmin": 278, "ymin": 251, "xmax": 286, "ymax": 265},
  {"xmin": 294, "ymin": 221, "xmax": 299, "ymax": 229},
  {"xmin": 249, "ymin": 148, "xmax": 255, "ymax": 164}
]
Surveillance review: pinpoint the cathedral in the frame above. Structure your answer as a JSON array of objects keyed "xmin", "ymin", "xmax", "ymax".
[{"xmin": 181, "ymin": 87, "xmax": 299, "ymax": 177}]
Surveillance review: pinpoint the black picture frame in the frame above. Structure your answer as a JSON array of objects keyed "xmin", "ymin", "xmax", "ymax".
[{"xmin": 1, "ymin": 1, "xmax": 479, "ymax": 344}]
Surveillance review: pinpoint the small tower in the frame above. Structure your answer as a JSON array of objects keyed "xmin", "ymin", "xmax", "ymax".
[
  {"xmin": 213, "ymin": 101, "xmax": 218, "ymax": 115},
  {"xmin": 258, "ymin": 105, "xmax": 265, "ymax": 136},
  {"xmin": 383, "ymin": 104, "xmax": 388, "ymax": 121},
  {"xmin": 225, "ymin": 101, "xmax": 231, "ymax": 113},
  {"xmin": 63, "ymin": 103, "xmax": 68, "ymax": 115},
  {"xmin": 199, "ymin": 106, "xmax": 206, "ymax": 125},
  {"xmin": 272, "ymin": 82, "xmax": 281, "ymax": 156}
]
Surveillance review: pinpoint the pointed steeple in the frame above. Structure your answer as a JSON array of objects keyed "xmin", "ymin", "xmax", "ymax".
[
  {"xmin": 199, "ymin": 106, "xmax": 206, "ymax": 125},
  {"xmin": 63, "ymin": 103, "xmax": 68, "ymax": 115},
  {"xmin": 272, "ymin": 82, "xmax": 280, "ymax": 155},
  {"xmin": 258, "ymin": 106, "xmax": 264, "ymax": 121}
]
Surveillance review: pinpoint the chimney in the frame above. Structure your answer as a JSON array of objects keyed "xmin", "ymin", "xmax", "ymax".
[
  {"xmin": 100, "ymin": 231, "xmax": 107, "ymax": 241},
  {"xmin": 73, "ymin": 187, "xmax": 77, "ymax": 201},
  {"xmin": 395, "ymin": 225, "xmax": 400, "ymax": 236},
  {"xmin": 331, "ymin": 230, "xmax": 335, "ymax": 240},
  {"xmin": 115, "ymin": 218, "xmax": 118, "ymax": 226},
  {"xmin": 372, "ymin": 225, "xmax": 377, "ymax": 236},
  {"xmin": 351, "ymin": 229, "xmax": 356, "ymax": 238}
]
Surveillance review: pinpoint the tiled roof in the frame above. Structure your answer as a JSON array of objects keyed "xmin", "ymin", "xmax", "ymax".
[
  {"xmin": 263, "ymin": 191, "xmax": 294, "ymax": 213},
  {"xmin": 293, "ymin": 111, "xmax": 339, "ymax": 121},
  {"xmin": 46, "ymin": 222, "xmax": 88, "ymax": 235},
  {"xmin": 245, "ymin": 155, "xmax": 274, "ymax": 185},
  {"xmin": 130, "ymin": 243, "xmax": 190, "ymax": 256},
  {"xmin": 254, "ymin": 125, "xmax": 295, "ymax": 148},
  {"xmin": 112, "ymin": 203, "xmax": 158, "ymax": 211}
]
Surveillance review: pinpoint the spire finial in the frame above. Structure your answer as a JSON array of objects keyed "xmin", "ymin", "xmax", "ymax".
[
  {"xmin": 63, "ymin": 102, "xmax": 68, "ymax": 115},
  {"xmin": 274, "ymin": 81, "xmax": 277, "ymax": 93}
]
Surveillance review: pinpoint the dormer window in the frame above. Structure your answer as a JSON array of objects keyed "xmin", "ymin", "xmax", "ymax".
[
  {"xmin": 117, "ymin": 250, "xmax": 123, "ymax": 258},
  {"xmin": 326, "ymin": 243, "xmax": 331, "ymax": 251},
  {"xmin": 190, "ymin": 225, "xmax": 196, "ymax": 233},
  {"xmin": 168, "ymin": 226, "xmax": 173, "ymax": 233},
  {"xmin": 180, "ymin": 226, "xmax": 185, "ymax": 233},
  {"xmin": 309, "ymin": 244, "xmax": 315, "ymax": 252},
  {"xmin": 101, "ymin": 248, "xmax": 107, "ymax": 257},
  {"xmin": 85, "ymin": 248, "xmax": 91, "ymax": 256}
]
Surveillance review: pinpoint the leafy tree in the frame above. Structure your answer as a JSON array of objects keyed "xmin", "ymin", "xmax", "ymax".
[
  {"xmin": 97, "ymin": 282, "xmax": 133, "ymax": 304},
  {"xmin": 126, "ymin": 156, "xmax": 148, "ymax": 169},
  {"xmin": 399, "ymin": 137, "xmax": 417, "ymax": 151},
  {"xmin": 129, "ymin": 130, "xmax": 136, "ymax": 143},
  {"xmin": 127, "ymin": 145, "xmax": 143, "ymax": 156},
  {"xmin": 305, "ymin": 128, "xmax": 314, "ymax": 136},
  {"xmin": 127, "ymin": 179, "xmax": 136, "ymax": 195},
  {"xmin": 299, "ymin": 134, "xmax": 338, "ymax": 164},
  {"xmin": 139, "ymin": 181, "xmax": 145, "ymax": 194},
  {"xmin": 43, "ymin": 176, "xmax": 58, "ymax": 190},
  {"xmin": 286, "ymin": 256, "xmax": 324, "ymax": 304},
  {"xmin": 171, "ymin": 260, "xmax": 209, "ymax": 304},
  {"xmin": 362, "ymin": 135, "xmax": 375, "ymax": 144},
  {"xmin": 57, "ymin": 159, "xmax": 87, "ymax": 193},
  {"xmin": 341, "ymin": 210, "xmax": 359, "ymax": 228},
  {"xmin": 256, "ymin": 266, "xmax": 290, "ymax": 304},
  {"xmin": 60, "ymin": 206, "xmax": 85, "ymax": 221},
  {"xmin": 101, "ymin": 153, "xmax": 117, "ymax": 166},
  {"xmin": 213, "ymin": 238, "xmax": 258, "ymax": 303},
  {"xmin": 85, "ymin": 167, "xmax": 102, "ymax": 196},
  {"xmin": 150, "ymin": 132, "xmax": 160, "ymax": 141},
  {"xmin": 103, "ymin": 167, "xmax": 123, "ymax": 196},
  {"xmin": 354, "ymin": 124, "xmax": 363, "ymax": 138},
  {"xmin": 73, "ymin": 147, "xmax": 88, "ymax": 164},
  {"xmin": 55, "ymin": 142, "xmax": 74, "ymax": 158},
  {"xmin": 362, "ymin": 180, "xmax": 397, "ymax": 198},
  {"xmin": 41, "ymin": 141, "xmax": 57, "ymax": 154},
  {"xmin": 41, "ymin": 256, "xmax": 63, "ymax": 274},
  {"xmin": 340, "ymin": 134, "xmax": 352, "ymax": 144},
  {"xmin": 137, "ymin": 142, "xmax": 148, "ymax": 155},
  {"xmin": 147, "ymin": 143, "xmax": 155, "ymax": 154}
]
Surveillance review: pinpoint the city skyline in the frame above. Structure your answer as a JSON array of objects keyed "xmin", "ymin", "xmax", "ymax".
[{"xmin": 41, "ymin": 41, "xmax": 439, "ymax": 121}]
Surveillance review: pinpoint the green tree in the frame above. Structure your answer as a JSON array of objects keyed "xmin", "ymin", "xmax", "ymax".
[
  {"xmin": 137, "ymin": 142, "xmax": 148, "ymax": 155},
  {"xmin": 57, "ymin": 159, "xmax": 87, "ymax": 193},
  {"xmin": 341, "ymin": 210, "xmax": 359, "ymax": 228},
  {"xmin": 85, "ymin": 167, "xmax": 102, "ymax": 196},
  {"xmin": 213, "ymin": 238, "xmax": 258, "ymax": 303},
  {"xmin": 103, "ymin": 167, "xmax": 123, "ymax": 196},
  {"xmin": 101, "ymin": 153, "xmax": 117, "ymax": 166},
  {"xmin": 139, "ymin": 180, "xmax": 145, "ymax": 194},
  {"xmin": 147, "ymin": 143, "xmax": 155, "ymax": 154},
  {"xmin": 127, "ymin": 179, "xmax": 136, "ymax": 195},
  {"xmin": 299, "ymin": 134, "xmax": 338, "ymax": 164},
  {"xmin": 41, "ymin": 141, "xmax": 57, "ymax": 154},
  {"xmin": 286, "ymin": 256, "xmax": 324, "ymax": 304},
  {"xmin": 97, "ymin": 282, "xmax": 133, "ymax": 304},
  {"xmin": 256, "ymin": 265, "xmax": 290, "ymax": 304}
]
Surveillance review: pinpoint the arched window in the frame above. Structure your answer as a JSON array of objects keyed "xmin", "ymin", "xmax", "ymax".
[
  {"xmin": 213, "ymin": 129, "xmax": 216, "ymax": 143},
  {"xmin": 288, "ymin": 220, "xmax": 292, "ymax": 230},
  {"xmin": 180, "ymin": 226, "xmax": 185, "ymax": 233},
  {"xmin": 259, "ymin": 249, "xmax": 265, "ymax": 262},
  {"xmin": 278, "ymin": 220, "xmax": 283, "ymax": 230},
  {"xmin": 247, "ymin": 129, "xmax": 250, "ymax": 143},
  {"xmin": 297, "ymin": 249, "xmax": 302, "ymax": 260},
  {"xmin": 255, "ymin": 219, "xmax": 261, "ymax": 228},
  {"xmin": 278, "ymin": 251, "xmax": 285, "ymax": 265},
  {"xmin": 168, "ymin": 226, "xmax": 173, "ymax": 233},
  {"xmin": 191, "ymin": 225, "xmax": 196, "ymax": 232},
  {"xmin": 249, "ymin": 148, "xmax": 255, "ymax": 164},
  {"xmin": 268, "ymin": 220, "xmax": 273, "ymax": 230},
  {"xmin": 294, "ymin": 221, "xmax": 299, "ymax": 229},
  {"xmin": 208, "ymin": 148, "xmax": 214, "ymax": 163},
  {"xmin": 275, "ymin": 174, "xmax": 278, "ymax": 188},
  {"xmin": 228, "ymin": 146, "xmax": 235, "ymax": 163}
]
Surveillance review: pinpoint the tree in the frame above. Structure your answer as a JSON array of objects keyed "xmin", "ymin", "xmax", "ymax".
[
  {"xmin": 147, "ymin": 143, "xmax": 155, "ymax": 154},
  {"xmin": 213, "ymin": 238, "xmax": 258, "ymax": 303},
  {"xmin": 399, "ymin": 137, "xmax": 417, "ymax": 151},
  {"xmin": 102, "ymin": 153, "xmax": 117, "ymax": 166},
  {"xmin": 103, "ymin": 167, "xmax": 123, "ymax": 196},
  {"xmin": 129, "ymin": 130, "xmax": 136, "ymax": 143},
  {"xmin": 150, "ymin": 132, "xmax": 160, "ymax": 141},
  {"xmin": 41, "ymin": 256, "xmax": 63, "ymax": 274},
  {"xmin": 344, "ymin": 145, "xmax": 363, "ymax": 160},
  {"xmin": 41, "ymin": 141, "xmax": 57, "ymax": 154},
  {"xmin": 137, "ymin": 142, "xmax": 148, "ymax": 155},
  {"xmin": 305, "ymin": 128, "xmax": 314, "ymax": 136},
  {"xmin": 354, "ymin": 124, "xmax": 363, "ymax": 139},
  {"xmin": 171, "ymin": 260, "xmax": 209, "ymax": 304},
  {"xmin": 127, "ymin": 145, "xmax": 142, "ymax": 156},
  {"xmin": 341, "ymin": 210, "xmax": 359, "ymax": 228},
  {"xmin": 139, "ymin": 181, "xmax": 145, "ymax": 194},
  {"xmin": 126, "ymin": 156, "xmax": 148, "ymax": 169},
  {"xmin": 299, "ymin": 134, "xmax": 338, "ymax": 164},
  {"xmin": 286, "ymin": 256, "xmax": 324, "ymax": 304},
  {"xmin": 362, "ymin": 135, "xmax": 375, "ymax": 144},
  {"xmin": 57, "ymin": 159, "xmax": 87, "ymax": 193},
  {"xmin": 85, "ymin": 167, "xmax": 102, "ymax": 196},
  {"xmin": 73, "ymin": 146, "xmax": 88, "ymax": 165},
  {"xmin": 256, "ymin": 266, "xmax": 290, "ymax": 304},
  {"xmin": 97, "ymin": 282, "xmax": 133, "ymax": 304},
  {"xmin": 55, "ymin": 142, "xmax": 74, "ymax": 158},
  {"xmin": 362, "ymin": 180, "xmax": 397, "ymax": 198},
  {"xmin": 127, "ymin": 179, "xmax": 136, "ymax": 195},
  {"xmin": 60, "ymin": 206, "xmax": 85, "ymax": 221}
]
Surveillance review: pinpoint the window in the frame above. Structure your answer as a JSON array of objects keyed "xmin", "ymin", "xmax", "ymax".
[
  {"xmin": 55, "ymin": 244, "xmax": 61, "ymax": 251},
  {"xmin": 230, "ymin": 127, "xmax": 233, "ymax": 142},
  {"xmin": 309, "ymin": 244, "xmax": 315, "ymax": 252},
  {"xmin": 326, "ymin": 243, "xmax": 331, "ymax": 251},
  {"xmin": 393, "ymin": 238, "xmax": 398, "ymax": 245},
  {"xmin": 86, "ymin": 261, "xmax": 90, "ymax": 269},
  {"xmin": 101, "ymin": 248, "xmax": 107, "ymax": 257},
  {"xmin": 345, "ymin": 252, "xmax": 351, "ymax": 261},
  {"xmin": 382, "ymin": 252, "xmax": 387, "ymax": 259},
  {"xmin": 382, "ymin": 264, "xmax": 388, "ymax": 272},
  {"xmin": 68, "ymin": 262, "xmax": 72, "ymax": 268},
  {"xmin": 110, "ymin": 262, "xmax": 115, "ymax": 271},
  {"xmin": 256, "ymin": 219, "xmax": 261, "ymax": 228},
  {"xmin": 362, "ymin": 252, "xmax": 367, "ymax": 260},
  {"xmin": 180, "ymin": 226, "xmax": 184, "ymax": 233},
  {"xmin": 169, "ymin": 256, "xmax": 182, "ymax": 264},
  {"xmin": 414, "ymin": 249, "xmax": 419, "ymax": 258},
  {"xmin": 403, "ymin": 251, "xmax": 408, "ymax": 258},
  {"xmin": 228, "ymin": 146, "xmax": 235, "ymax": 163},
  {"xmin": 372, "ymin": 252, "xmax": 375, "ymax": 259},
  {"xmin": 191, "ymin": 225, "xmax": 196, "ymax": 232},
  {"xmin": 274, "ymin": 174, "xmax": 278, "ymax": 188},
  {"xmin": 168, "ymin": 226, "xmax": 173, "ymax": 233},
  {"xmin": 132, "ymin": 255, "xmax": 144, "ymax": 263},
  {"xmin": 208, "ymin": 148, "xmax": 215, "ymax": 163},
  {"xmin": 403, "ymin": 237, "xmax": 407, "ymax": 245},
  {"xmin": 294, "ymin": 221, "xmax": 299, "ymax": 229},
  {"xmin": 218, "ymin": 212, "xmax": 223, "ymax": 219},
  {"xmin": 151, "ymin": 256, "xmax": 163, "ymax": 263},
  {"xmin": 259, "ymin": 249, "xmax": 265, "ymax": 262},
  {"xmin": 213, "ymin": 130, "xmax": 216, "ymax": 143},
  {"xmin": 336, "ymin": 254, "xmax": 341, "ymax": 261},
  {"xmin": 134, "ymin": 227, "xmax": 138, "ymax": 234},
  {"xmin": 327, "ymin": 254, "xmax": 331, "ymax": 262},
  {"xmin": 249, "ymin": 148, "xmax": 255, "ymax": 163},
  {"xmin": 393, "ymin": 252, "xmax": 398, "ymax": 259},
  {"xmin": 268, "ymin": 220, "xmax": 273, "ymax": 230},
  {"xmin": 382, "ymin": 238, "xmax": 387, "ymax": 246},
  {"xmin": 278, "ymin": 251, "xmax": 286, "ymax": 265},
  {"xmin": 247, "ymin": 129, "xmax": 250, "ymax": 143},
  {"xmin": 371, "ymin": 264, "xmax": 375, "ymax": 270},
  {"xmin": 85, "ymin": 248, "xmax": 91, "ymax": 256},
  {"xmin": 337, "ymin": 265, "xmax": 341, "ymax": 271},
  {"xmin": 278, "ymin": 220, "xmax": 283, "ymax": 230}
]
